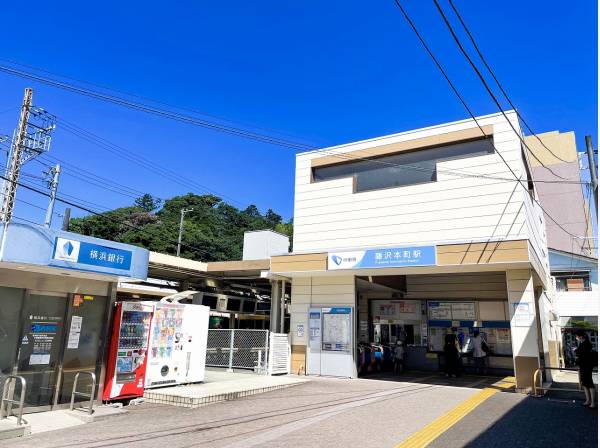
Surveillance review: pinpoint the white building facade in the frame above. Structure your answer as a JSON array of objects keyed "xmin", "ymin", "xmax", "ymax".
[{"xmin": 272, "ymin": 111, "xmax": 559, "ymax": 392}]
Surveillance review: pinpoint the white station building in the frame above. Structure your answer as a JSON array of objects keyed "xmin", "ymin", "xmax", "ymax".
[{"xmin": 271, "ymin": 111, "xmax": 560, "ymax": 392}]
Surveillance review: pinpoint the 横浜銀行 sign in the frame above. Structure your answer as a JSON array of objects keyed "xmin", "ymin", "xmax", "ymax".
[
  {"xmin": 328, "ymin": 246, "xmax": 435, "ymax": 270},
  {"xmin": 53, "ymin": 237, "xmax": 132, "ymax": 271}
]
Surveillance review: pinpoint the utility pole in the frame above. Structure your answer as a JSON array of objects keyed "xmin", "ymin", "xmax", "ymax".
[
  {"xmin": 585, "ymin": 135, "xmax": 598, "ymax": 219},
  {"xmin": 44, "ymin": 164, "xmax": 61, "ymax": 227},
  {"xmin": 61, "ymin": 207, "xmax": 71, "ymax": 231},
  {"xmin": 0, "ymin": 88, "xmax": 33, "ymax": 222},
  {"xmin": 176, "ymin": 208, "xmax": 193, "ymax": 256}
]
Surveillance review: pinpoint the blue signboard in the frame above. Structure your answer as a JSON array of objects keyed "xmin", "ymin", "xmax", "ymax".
[
  {"xmin": 328, "ymin": 245, "xmax": 436, "ymax": 270},
  {"xmin": 53, "ymin": 237, "xmax": 133, "ymax": 270}
]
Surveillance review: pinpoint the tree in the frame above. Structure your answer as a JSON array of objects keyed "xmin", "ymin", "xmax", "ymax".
[
  {"xmin": 69, "ymin": 194, "xmax": 293, "ymax": 262},
  {"xmin": 134, "ymin": 194, "xmax": 162, "ymax": 212}
]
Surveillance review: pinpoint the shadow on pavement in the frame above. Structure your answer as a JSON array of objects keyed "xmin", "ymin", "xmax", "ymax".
[{"xmin": 362, "ymin": 370, "xmax": 508, "ymax": 390}]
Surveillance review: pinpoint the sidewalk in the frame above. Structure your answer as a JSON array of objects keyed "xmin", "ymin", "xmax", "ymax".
[{"xmin": 144, "ymin": 369, "xmax": 308, "ymax": 408}]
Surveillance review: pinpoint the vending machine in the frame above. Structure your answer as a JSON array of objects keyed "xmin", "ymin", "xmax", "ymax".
[
  {"xmin": 144, "ymin": 298, "xmax": 209, "ymax": 388},
  {"xmin": 103, "ymin": 301, "xmax": 153, "ymax": 401}
]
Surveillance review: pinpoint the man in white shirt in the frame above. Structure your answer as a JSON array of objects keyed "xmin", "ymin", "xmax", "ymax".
[{"xmin": 471, "ymin": 330, "xmax": 488, "ymax": 375}]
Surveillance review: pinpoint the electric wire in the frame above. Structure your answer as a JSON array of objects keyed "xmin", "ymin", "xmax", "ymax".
[
  {"xmin": 391, "ymin": 0, "xmax": 581, "ymax": 239},
  {"xmin": 445, "ymin": 0, "xmax": 571, "ymax": 164},
  {"xmin": 0, "ymin": 64, "xmax": 313, "ymax": 151},
  {"xmin": 0, "ymin": 172, "xmax": 208, "ymax": 254},
  {"xmin": 431, "ymin": 0, "xmax": 571, "ymax": 180}
]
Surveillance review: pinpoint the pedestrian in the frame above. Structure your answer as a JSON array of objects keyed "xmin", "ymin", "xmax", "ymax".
[
  {"xmin": 574, "ymin": 329, "xmax": 597, "ymax": 408},
  {"xmin": 394, "ymin": 340, "xmax": 405, "ymax": 375},
  {"xmin": 444, "ymin": 332, "xmax": 460, "ymax": 377},
  {"xmin": 471, "ymin": 330, "xmax": 489, "ymax": 375}
]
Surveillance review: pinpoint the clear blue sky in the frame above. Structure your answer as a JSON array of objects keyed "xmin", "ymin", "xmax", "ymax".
[{"xmin": 0, "ymin": 1, "xmax": 597, "ymax": 225}]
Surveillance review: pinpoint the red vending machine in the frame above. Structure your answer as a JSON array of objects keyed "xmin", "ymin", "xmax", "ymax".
[{"xmin": 103, "ymin": 301, "xmax": 153, "ymax": 401}]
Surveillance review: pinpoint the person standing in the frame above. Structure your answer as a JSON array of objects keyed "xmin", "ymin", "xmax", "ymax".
[
  {"xmin": 393, "ymin": 340, "xmax": 405, "ymax": 375},
  {"xmin": 444, "ymin": 332, "xmax": 460, "ymax": 378},
  {"xmin": 575, "ymin": 330, "xmax": 597, "ymax": 409},
  {"xmin": 472, "ymin": 330, "xmax": 489, "ymax": 375}
]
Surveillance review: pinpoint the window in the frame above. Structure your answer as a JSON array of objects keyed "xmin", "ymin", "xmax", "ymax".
[
  {"xmin": 521, "ymin": 148, "xmax": 535, "ymax": 200},
  {"xmin": 312, "ymin": 138, "xmax": 494, "ymax": 193},
  {"xmin": 226, "ymin": 298, "xmax": 241, "ymax": 312},
  {"xmin": 202, "ymin": 295, "xmax": 218, "ymax": 309},
  {"xmin": 241, "ymin": 300, "xmax": 256, "ymax": 313},
  {"xmin": 553, "ymin": 272, "xmax": 591, "ymax": 291}
]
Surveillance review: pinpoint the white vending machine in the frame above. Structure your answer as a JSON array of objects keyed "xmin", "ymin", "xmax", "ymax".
[{"xmin": 144, "ymin": 297, "xmax": 209, "ymax": 388}]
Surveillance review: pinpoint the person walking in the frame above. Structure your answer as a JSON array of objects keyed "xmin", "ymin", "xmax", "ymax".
[
  {"xmin": 393, "ymin": 340, "xmax": 405, "ymax": 375},
  {"xmin": 574, "ymin": 330, "xmax": 597, "ymax": 409},
  {"xmin": 444, "ymin": 332, "xmax": 460, "ymax": 378},
  {"xmin": 472, "ymin": 330, "xmax": 489, "ymax": 375}
]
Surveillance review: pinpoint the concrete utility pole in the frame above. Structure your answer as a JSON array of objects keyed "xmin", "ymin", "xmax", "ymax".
[
  {"xmin": 61, "ymin": 207, "xmax": 71, "ymax": 231},
  {"xmin": 176, "ymin": 208, "xmax": 193, "ymax": 256},
  {"xmin": 44, "ymin": 164, "xmax": 61, "ymax": 227},
  {"xmin": 0, "ymin": 88, "xmax": 33, "ymax": 222},
  {"xmin": 585, "ymin": 135, "xmax": 598, "ymax": 219}
]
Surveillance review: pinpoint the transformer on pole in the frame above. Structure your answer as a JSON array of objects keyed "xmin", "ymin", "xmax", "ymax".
[{"xmin": 0, "ymin": 88, "xmax": 56, "ymax": 223}]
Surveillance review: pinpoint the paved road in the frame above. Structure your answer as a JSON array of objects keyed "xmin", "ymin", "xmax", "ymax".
[{"xmin": 10, "ymin": 374, "xmax": 598, "ymax": 448}]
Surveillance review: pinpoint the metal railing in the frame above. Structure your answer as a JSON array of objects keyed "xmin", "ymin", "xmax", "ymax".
[
  {"xmin": 0, "ymin": 375, "xmax": 26, "ymax": 426},
  {"xmin": 206, "ymin": 329, "xmax": 270, "ymax": 372},
  {"xmin": 69, "ymin": 371, "xmax": 96, "ymax": 415},
  {"xmin": 532, "ymin": 366, "xmax": 596, "ymax": 397}
]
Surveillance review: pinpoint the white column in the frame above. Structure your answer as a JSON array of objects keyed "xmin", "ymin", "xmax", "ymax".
[{"xmin": 506, "ymin": 269, "xmax": 541, "ymax": 391}]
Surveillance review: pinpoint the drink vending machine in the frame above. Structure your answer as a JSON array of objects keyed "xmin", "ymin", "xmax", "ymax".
[
  {"xmin": 103, "ymin": 301, "xmax": 154, "ymax": 401},
  {"xmin": 143, "ymin": 297, "xmax": 209, "ymax": 388}
]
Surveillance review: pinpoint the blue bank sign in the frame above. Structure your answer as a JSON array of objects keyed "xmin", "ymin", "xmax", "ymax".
[
  {"xmin": 328, "ymin": 246, "xmax": 436, "ymax": 270},
  {"xmin": 53, "ymin": 237, "xmax": 133, "ymax": 271}
]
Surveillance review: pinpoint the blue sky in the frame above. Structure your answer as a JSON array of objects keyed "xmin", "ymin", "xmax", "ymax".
[{"xmin": 0, "ymin": 1, "xmax": 597, "ymax": 225}]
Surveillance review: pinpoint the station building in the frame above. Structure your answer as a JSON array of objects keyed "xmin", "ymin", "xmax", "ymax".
[{"xmin": 271, "ymin": 111, "xmax": 559, "ymax": 392}]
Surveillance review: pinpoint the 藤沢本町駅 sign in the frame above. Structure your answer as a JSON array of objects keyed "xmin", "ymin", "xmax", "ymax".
[{"xmin": 328, "ymin": 246, "xmax": 436, "ymax": 270}]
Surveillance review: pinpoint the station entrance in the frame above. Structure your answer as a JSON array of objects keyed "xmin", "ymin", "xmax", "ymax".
[{"xmin": 355, "ymin": 272, "xmax": 515, "ymax": 378}]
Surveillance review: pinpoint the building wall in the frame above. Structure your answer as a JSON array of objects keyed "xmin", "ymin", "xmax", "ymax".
[
  {"xmin": 293, "ymin": 113, "xmax": 547, "ymax": 284},
  {"xmin": 526, "ymin": 131, "xmax": 594, "ymax": 257},
  {"xmin": 289, "ymin": 275, "xmax": 355, "ymax": 373}
]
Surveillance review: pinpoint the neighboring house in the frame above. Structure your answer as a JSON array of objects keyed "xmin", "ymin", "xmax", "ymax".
[
  {"xmin": 525, "ymin": 131, "xmax": 598, "ymax": 365},
  {"xmin": 272, "ymin": 111, "xmax": 559, "ymax": 391}
]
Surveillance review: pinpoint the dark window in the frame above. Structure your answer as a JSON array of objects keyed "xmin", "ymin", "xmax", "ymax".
[
  {"xmin": 521, "ymin": 149, "xmax": 535, "ymax": 200},
  {"xmin": 202, "ymin": 295, "xmax": 218, "ymax": 309},
  {"xmin": 242, "ymin": 300, "xmax": 256, "ymax": 313},
  {"xmin": 312, "ymin": 138, "xmax": 494, "ymax": 193},
  {"xmin": 226, "ymin": 298, "xmax": 241, "ymax": 312}
]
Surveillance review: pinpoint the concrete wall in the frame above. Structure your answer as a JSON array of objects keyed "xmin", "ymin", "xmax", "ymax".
[{"xmin": 243, "ymin": 230, "xmax": 290, "ymax": 260}]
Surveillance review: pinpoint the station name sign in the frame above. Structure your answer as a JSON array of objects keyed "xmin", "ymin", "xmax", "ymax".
[{"xmin": 328, "ymin": 245, "xmax": 436, "ymax": 270}]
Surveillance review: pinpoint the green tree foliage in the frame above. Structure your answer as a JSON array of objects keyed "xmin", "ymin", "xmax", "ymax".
[{"xmin": 69, "ymin": 193, "xmax": 293, "ymax": 262}]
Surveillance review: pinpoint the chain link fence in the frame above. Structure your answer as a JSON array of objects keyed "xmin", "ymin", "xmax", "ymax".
[{"xmin": 206, "ymin": 329, "xmax": 270, "ymax": 372}]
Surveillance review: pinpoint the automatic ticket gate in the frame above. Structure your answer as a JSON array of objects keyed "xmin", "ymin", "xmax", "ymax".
[{"xmin": 307, "ymin": 306, "xmax": 355, "ymax": 377}]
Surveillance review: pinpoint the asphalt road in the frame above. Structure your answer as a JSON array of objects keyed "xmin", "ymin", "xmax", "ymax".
[{"xmin": 10, "ymin": 374, "xmax": 598, "ymax": 448}]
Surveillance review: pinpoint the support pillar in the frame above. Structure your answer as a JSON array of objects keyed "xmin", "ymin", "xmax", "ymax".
[
  {"xmin": 506, "ymin": 269, "xmax": 541, "ymax": 392},
  {"xmin": 270, "ymin": 280, "xmax": 281, "ymax": 333}
]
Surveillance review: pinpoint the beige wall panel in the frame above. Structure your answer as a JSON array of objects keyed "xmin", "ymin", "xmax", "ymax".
[{"xmin": 311, "ymin": 126, "xmax": 494, "ymax": 168}]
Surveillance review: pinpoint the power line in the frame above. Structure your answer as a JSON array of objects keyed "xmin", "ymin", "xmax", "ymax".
[
  {"xmin": 445, "ymin": 0, "xmax": 571, "ymax": 165},
  {"xmin": 391, "ymin": 0, "xmax": 580, "ymax": 239},
  {"xmin": 0, "ymin": 64, "xmax": 313, "ymax": 151},
  {"xmin": 431, "ymin": 0, "xmax": 571, "ymax": 181},
  {"xmin": 0, "ymin": 57, "xmax": 319, "ymax": 147},
  {"xmin": 0, "ymin": 171, "xmax": 208, "ymax": 254}
]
